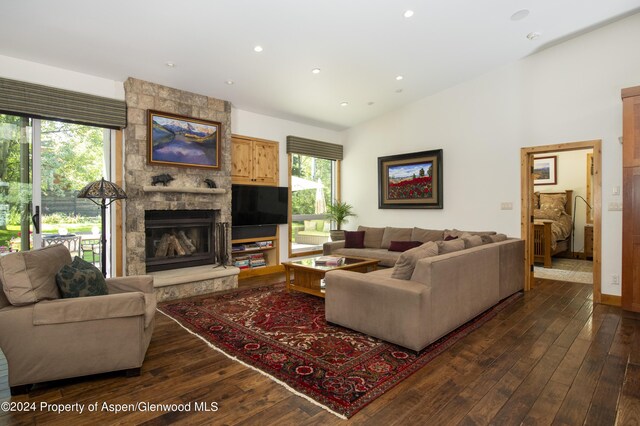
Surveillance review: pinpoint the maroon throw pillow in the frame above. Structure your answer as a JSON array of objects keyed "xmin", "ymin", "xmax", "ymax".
[
  {"xmin": 388, "ymin": 240, "xmax": 423, "ymax": 252},
  {"xmin": 444, "ymin": 235, "xmax": 459, "ymax": 241},
  {"xmin": 344, "ymin": 231, "xmax": 365, "ymax": 248}
]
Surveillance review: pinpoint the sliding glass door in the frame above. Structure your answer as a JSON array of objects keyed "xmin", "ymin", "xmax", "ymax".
[{"xmin": 0, "ymin": 114, "xmax": 109, "ymax": 264}]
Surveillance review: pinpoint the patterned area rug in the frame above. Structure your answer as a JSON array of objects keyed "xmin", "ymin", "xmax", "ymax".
[
  {"xmin": 534, "ymin": 258, "xmax": 593, "ymax": 284},
  {"xmin": 159, "ymin": 284, "xmax": 522, "ymax": 419}
]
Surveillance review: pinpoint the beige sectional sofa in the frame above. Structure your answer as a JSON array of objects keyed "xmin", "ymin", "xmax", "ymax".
[
  {"xmin": 324, "ymin": 228, "xmax": 524, "ymax": 352},
  {"xmin": 323, "ymin": 225, "xmax": 495, "ymax": 266}
]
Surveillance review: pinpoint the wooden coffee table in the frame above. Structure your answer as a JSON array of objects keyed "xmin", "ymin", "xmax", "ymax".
[{"xmin": 282, "ymin": 255, "xmax": 379, "ymax": 298}]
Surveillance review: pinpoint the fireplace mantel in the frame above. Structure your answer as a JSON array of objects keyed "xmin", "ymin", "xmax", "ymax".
[{"xmin": 142, "ymin": 186, "xmax": 227, "ymax": 195}]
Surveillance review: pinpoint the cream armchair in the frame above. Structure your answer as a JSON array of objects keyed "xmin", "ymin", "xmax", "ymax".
[{"xmin": 0, "ymin": 244, "xmax": 156, "ymax": 395}]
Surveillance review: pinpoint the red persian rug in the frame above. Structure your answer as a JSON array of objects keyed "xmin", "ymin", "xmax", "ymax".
[{"xmin": 159, "ymin": 284, "xmax": 522, "ymax": 419}]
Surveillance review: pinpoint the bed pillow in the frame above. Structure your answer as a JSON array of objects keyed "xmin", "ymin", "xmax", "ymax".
[
  {"xmin": 534, "ymin": 208, "xmax": 562, "ymax": 221},
  {"xmin": 539, "ymin": 193, "xmax": 567, "ymax": 212}
]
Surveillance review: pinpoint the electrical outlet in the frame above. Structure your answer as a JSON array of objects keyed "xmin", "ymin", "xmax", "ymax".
[{"xmin": 611, "ymin": 275, "xmax": 620, "ymax": 285}]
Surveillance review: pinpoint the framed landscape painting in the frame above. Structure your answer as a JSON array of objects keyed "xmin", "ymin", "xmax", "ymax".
[
  {"xmin": 148, "ymin": 110, "xmax": 221, "ymax": 169},
  {"xmin": 378, "ymin": 149, "xmax": 443, "ymax": 209},
  {"xmin": 533, "ymin": 156, "xmax": 557, "ymax": 185}
]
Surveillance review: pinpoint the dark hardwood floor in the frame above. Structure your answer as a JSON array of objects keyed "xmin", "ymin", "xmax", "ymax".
[{"xmin": 1, "ymin": 277, "xmax": 639, "ymax": 425}]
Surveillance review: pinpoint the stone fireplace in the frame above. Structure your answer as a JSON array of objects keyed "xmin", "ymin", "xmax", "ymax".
[
  {"xmin": 144, "ymin": 209, "xmax": 219, "ymax": 272},
  {"xmin": 123, "ymin": 78, "xmax": 238, "ymax": 300}
]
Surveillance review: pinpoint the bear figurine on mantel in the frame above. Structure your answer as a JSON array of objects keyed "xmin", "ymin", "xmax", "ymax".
[{"xmin": 151, "ymin": 174, "xmax": 175, "ymax": 186}]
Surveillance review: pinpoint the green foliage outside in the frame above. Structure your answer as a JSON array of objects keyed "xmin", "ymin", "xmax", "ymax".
[
  {"xmin": 0, "ymin": 114, "xmax": 104, "ymax": 250},
  {"xmin": 291, "ymin": 154, "xmax": 333, "ymax": 216}
]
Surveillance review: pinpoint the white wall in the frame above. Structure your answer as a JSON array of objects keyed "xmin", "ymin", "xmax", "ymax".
[
  {"xmin": 343, "ymin": 12, "xmax": 640, "ymax": 296},
  {"xmin": 0, "ymin": 54, "xmax": 124, "ymax": 99},
  {"xmin": 534, "ymin": 149, "xmax": 592, "ymax": 253},
  {"xmin": 231, "ymin": 108, "xmax": 344, "ymax": 262}
]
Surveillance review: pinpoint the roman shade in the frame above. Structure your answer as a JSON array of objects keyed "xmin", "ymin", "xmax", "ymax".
[
  {"xmin": 0, "ymin": 77, "xmax": 126, "ymax": 130},
  {"xmin": 286, "ymin": 135, "xmax": 343, "ymax": 160}
]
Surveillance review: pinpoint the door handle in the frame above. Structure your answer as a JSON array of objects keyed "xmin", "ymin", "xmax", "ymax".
[{"xmin": 32, "ymin": 205, "xmax": 40, "ymax": 234}]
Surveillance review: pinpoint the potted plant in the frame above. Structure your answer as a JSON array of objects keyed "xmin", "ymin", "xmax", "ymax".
[{"xmin": 325, "ymin": 201, "xmax": 356, "ymax": 241}]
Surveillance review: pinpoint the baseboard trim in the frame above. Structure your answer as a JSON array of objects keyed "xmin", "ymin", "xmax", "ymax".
[{"xmin": 600, "ymin": 294, "xmax": 621, "ymax": 307}]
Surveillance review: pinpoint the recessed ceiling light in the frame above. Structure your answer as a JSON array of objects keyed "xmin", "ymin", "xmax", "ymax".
[
  {"xmin": 253, "ymin": 45, "xmax": 263, "ymax": 52},
  {"xmin": 526, "ymin": 31, "xmax": 541, "ymax": 40},
  {"xmin": 368, "ymin": 101, "xmax": 375, "ymax": 106},
  {"xmin": 510, "ymin": 9, "xmax": 530, "ymax": 21},
  {"xmin": 311, "ymin": 68, "xmax": 321, "ymax": 74},
  {"xmin": 225, "ymin": 80, "xmax": 234, "ymax": 85},
  {"xmin": 403, "ymin": 10, "xmax": 414, "ymax": 18},
  {"xmin": 165, "ymin": 62, "xmax": 176, "ymax": 68},
  {"xmin": 340, "ymin": 102, "xmax": 349, "ymax": 107},
  {"xmin": 396, "ymin": 75, "xmax": 404, "ymax": 81},
  {"xmin": 395, "ymin": 89, "xmax": 403, "ymax": 93}
]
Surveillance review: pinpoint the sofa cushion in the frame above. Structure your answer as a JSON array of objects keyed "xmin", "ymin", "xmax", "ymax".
[
  {"xmin": 388, "ymin": 241, "xmax": 423, "ymax": 252},
  {"xmin": 490, "ymin": 234, "xmax": 508, "ymax": 243},
  {"xmin": 437, "ymin": 239, "xmax": 466, "ymax": 254},
  {"xmin": 381, "ymin": 227, "xmax": 412, "ymax": 249},
  {"xmin": 333, "ymin": 247, "xmax": 400, "ymax": 267},
  {"xmin": 463, "ymin": 235, "xmax": 484, "ymax": 248},
  {"xmin": 411, "ymin": 228, "xmax": 444, "ymax": 243},
  {"xmin": 357, "ymin": 226, "xmax": 385, "ymax": 249},
  {"xmin": 391, "ymin": 241, "xmax": 439, "ymax": 280},
  {"xmin": 0, "ymin": 244, "xmax": 70, "ymax": 306},
  {"xmin": 444, "ymin": 228, "xmax": 497, "ymax": 239},
  {"xmin": 344, "ymin": 231, "xmax": 365, "ymax": 249},
  {"xmin": 56, "ymin": 262, "xmax": 109, "ymax": 299}
]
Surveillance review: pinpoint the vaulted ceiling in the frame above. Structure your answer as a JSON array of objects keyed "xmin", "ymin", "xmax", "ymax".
[{"xmin": 1, "ymin": 0, "xmax": 639, "ymax": 130}]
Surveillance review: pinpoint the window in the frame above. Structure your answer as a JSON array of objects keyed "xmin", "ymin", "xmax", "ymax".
[{"xmin": 286, "ymin": 136, "xmax": 343, "ymax": 257}]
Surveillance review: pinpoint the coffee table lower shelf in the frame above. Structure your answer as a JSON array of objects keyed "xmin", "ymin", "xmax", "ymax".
[{"xmin": 282, "ymin": 256, "xmax": 379, "ymax": 299}]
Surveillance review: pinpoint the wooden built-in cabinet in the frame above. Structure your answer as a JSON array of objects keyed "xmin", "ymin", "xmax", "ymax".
[
  {"xmin": 622, "ymin": 85, "xmax": 640, "ymax": 312},
  {"xmin": 231, "ymin": 135, "xmax": 279, "ymax": 186},
  {"xmin": 231, "ymin": 228, "xmax": 282, "ymax": 278}
]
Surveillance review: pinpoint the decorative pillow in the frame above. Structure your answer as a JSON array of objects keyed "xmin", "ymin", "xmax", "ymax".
[
  {"xmin": 490, "ymin": 234, "xmax": 508, "ymax": 243},
  {"xmin": 391, "ymin": 242, "xmax": 438, "ymax": 280},
  {"xmin": 381, "ymin": 227, "xmax": 412, "ymax": 249},
  {"xmin": 303, "ymin": 220, "xmax": 315, "ymax": 232},
  {"xmin": 344, "ymin": 231, "xmax": 365, "ymax": 249},
  {"xmin": 533, "ymin": 208, "xmax": 562, "ymax": 221},
  {"xmin": 323, "ymin": 221, "xmax": 331, "ymax": 233},
  {"xmin": 480, "ymin": 235, "xmax": 494, "ymax": 244},
  {"xmin": 437, "ymin": 239, "xmax": 466, "ymax": 254},
  {"xmin": 462, "ymin": 235, "xmax": 483, "ymax": 248},
  {"xmin": 0, "ymin": 244, "xmax": 70, "ymax": 306},
  {"xmin": 411, "ymin": 227, "xmax": 444, "ymax": 242},
  {"xmin": 443, "ymin": 229, "xmax": 465, "ymax": 240},
  {"xmin": 357, "ymin": 226, "xmax": 385, "ymax": 248},
  {"xmin": 444, "ymin": 235, "xmax": 459, "ymax": 241},
  {"xmin": 55, "ymin": 257, "xmax": 108, "ymax": 298},
  {"xmin": 314, "ymin": 220, "xmax": 325, "ymax": 232},
  {"xmin": 388, "ymin": 240, "xmax": 423, "ymax": 252}
]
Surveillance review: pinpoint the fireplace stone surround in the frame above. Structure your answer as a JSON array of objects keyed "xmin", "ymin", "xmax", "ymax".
[{"xmin": 123, "ymin": 78, "xmax": 238, "ymax": 301}]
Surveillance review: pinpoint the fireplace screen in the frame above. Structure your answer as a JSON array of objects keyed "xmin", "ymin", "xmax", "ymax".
[{"xmin": 145, "ymin": 210, "xmax": 216, "ymax": 272}]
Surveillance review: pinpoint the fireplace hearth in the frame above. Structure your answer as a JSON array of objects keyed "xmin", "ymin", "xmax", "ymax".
[{"xmin": 145, "ymin": 210, "xmax": 218, "ymax": 272}]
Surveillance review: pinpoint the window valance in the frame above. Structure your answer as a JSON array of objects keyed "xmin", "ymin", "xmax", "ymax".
[{"xmin": 0, "ymin": 77, "xmax": 126, "ymax": 129}]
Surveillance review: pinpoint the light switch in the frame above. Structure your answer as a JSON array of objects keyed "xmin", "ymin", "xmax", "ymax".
[
  {"xmin": 612, "ymin": 186, "xmax": 620, "ymax": 195},
  {"xmin": 500, "ymin": 202, "xmax": 513, "ymax": 210}
]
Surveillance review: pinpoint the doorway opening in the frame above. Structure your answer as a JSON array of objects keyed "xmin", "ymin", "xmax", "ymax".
[{"xmin": 521, "ymin": 140, "xmax": 603, "ymax": 302}]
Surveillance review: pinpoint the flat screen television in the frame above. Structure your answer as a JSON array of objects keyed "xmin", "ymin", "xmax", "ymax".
[{"xmin": 232, "ymin": 184, "xmax": 288, "ymax": 226}]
